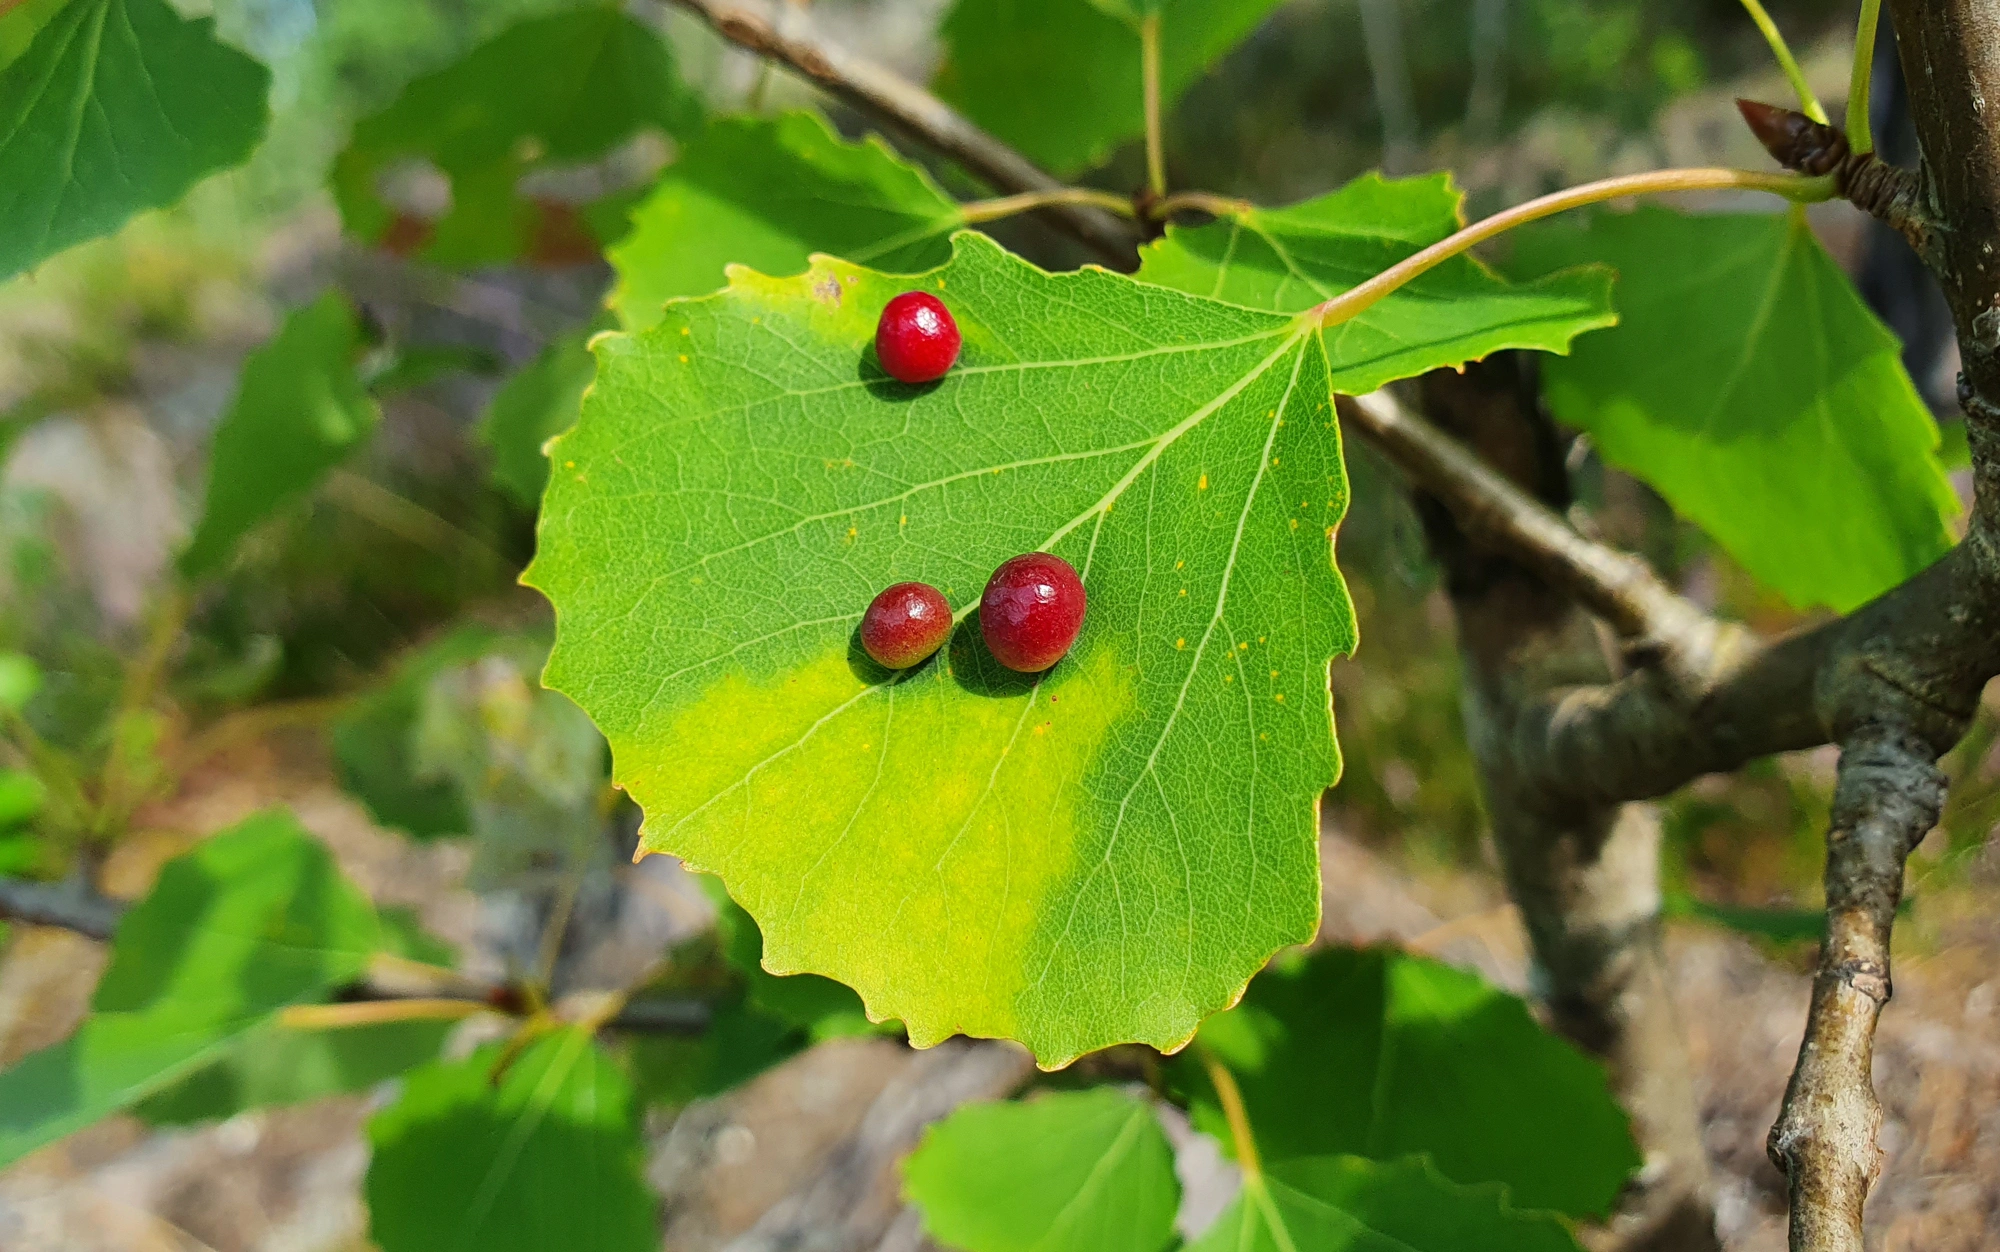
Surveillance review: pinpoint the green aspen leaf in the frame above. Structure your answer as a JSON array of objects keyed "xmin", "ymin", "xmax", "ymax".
[
  {"xmin": 1189, "ymin": 1157, "xmax": 1584, "ymax": 1252},
  {"xmin": 366, "ymin": 1028, "xmax": 655, "ymax": 1252},
  {"xmin": 609, "ymin": 110, "xmax": 959, "ymax": 332},
  {"xmin": 1135, "ymin": 174, "xmax": 1613, "ymax": 333},
  {"xmin": 134, "ymin": 908, "xmax": 454, "ymax": 1126},
  {"xmin": 0, "ymin": 810, "xmax": 378, "ymax": 1167},
  {"xmin": 333, "ymin": 5, "xmax": 701, "ymax": 268},
  {"xmin": 905, "ymin": 1088, "xmax": 1179, "ymax": 1252},
  {"xmin": 935, "ymin": 0, "xmax": 1283, "ymax": 175},
  {"xmin": 1510, "ymin": 206, "xmax": 1959, "ymax": 612},
  {"xmin": 331, "ymin": 624, "xmax": 507, "ymax": 839},
  {"xmin": 0, "ymin": 0, "xmax": 268, "ymax": 281},
  {"xmin": 1172, "ymin": 947, "xmax": 1638, "ymax": 1218},
  {"xmin": 480, "ymin": 331, "xmax": 598, "ymax": 507},
  {"xmin": 181, "ymin": 293, "xmax": 380, "ymax": 578},
  {"xmin": 0, "ymin": 651, "xmax": 39, "ymax": 713},
  {"xmin": 526, "ymin": 222, "xmax": 1614, "ymax": 1067}
]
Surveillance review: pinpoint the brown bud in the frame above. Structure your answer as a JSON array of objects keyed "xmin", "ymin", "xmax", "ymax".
[{"xmin": 1736, "ymin": 99, "xmax": 1848, "ymax": 175}]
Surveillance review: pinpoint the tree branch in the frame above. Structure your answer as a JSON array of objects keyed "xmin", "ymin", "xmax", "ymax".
[
  {"xmin": 0, "ymin": 874, "xmax": 123, "ymax": 941},
  {"xmin": 1408, "ymin": 361, "xmax": 1720, "ymax": 1252},
  {"xmin": 660, "ymin": 0, "xmax": 1141, "ymax": 267},
  {"xmin": 0, "ymin": 876, "xmax": 714, "ymax": 1035},
  {"xmin": 1766, "ymin": 725, "xmax": 1944, "ymax": 1252}
]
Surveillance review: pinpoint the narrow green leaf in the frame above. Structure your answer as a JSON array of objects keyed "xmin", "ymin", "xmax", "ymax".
[
  {"xmin": 935, "ymin": 0, "xmax": 1284, "ymax": 175},
  {"xmin": 332, "ymin": 5, "xmax": 701, "ymax": 268},
  {"xmin": 1189, "ymin": 1156, "xmax": 1584, "ymax": 1252},
  {"xmin": 609, "ymin": 110, "xmax": 959, "ymax": 331},
  {"xmin": 330, "ymin": 625, "xmax": 506, "ymax": 839},
  {"xmin": 180, "ymin": 293, "xmax": 380, "ymax": 577},
  {"xmin": 1510, "ymin": 206, "xmax": 1959, "ymax": 612},
  {"xmin": 0, "ymin": 0, "xmax": 269, "ymax": 280},
  {"xmin": 905, "ymin": 1088, "xmax": 1180, "ymax": 1252},
  {"xmin": 479, "ymin": 331, "xmax": 598, "ymax": 507},
  {"xmin": 366, "ymin": 1028, "xmax": 655, "ymax": 1252},
  {"xmin": 0, "ymin": 810, "xmax": 378, "ymax": 1166},
  {"xmin": 1173, "ymin": 947, "xmax": 1639, "ymax": 1218},
  {"xmin": 526, "ymin": 221, "xmax": 1612, "ymax": 1065}
]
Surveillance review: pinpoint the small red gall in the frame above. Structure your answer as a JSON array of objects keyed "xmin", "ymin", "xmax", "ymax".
[
  {"xmin": 874, "ymin": 291, "xmax": 961, "ymax": 384},
  {"xmin": 860, "ymin": 581, "xmax": 953, "ymax": 669},
  {"xmin": 980, "ymin": 553, "xmax": 1087, "ymax": 673}
]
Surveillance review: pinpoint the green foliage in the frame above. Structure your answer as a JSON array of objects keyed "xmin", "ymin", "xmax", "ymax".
[
  {"xmin": 531, "ymin": 182, "xmax": 1611, "ymax": 1062},
  {"xmin": 331, "ymin": 625, "xmax": 504, "ymax": 838},
  {"xmin": 0, "ymin": 0, "xmax": 269, "ymax": 281},
  {"xmin": 480, "ymin": 330, "xmax": 598, "ymax": 508},
  {"xmin": 1511, "ymin": 206, "xmax": 1959, "ymax": 612},
  {"xmin": 0, "ymin": 650, "xmax": 38, "ymax": 713},
  {"xmin": 1173, "ymin": 947, "xmax": 1639, "ymax": 1218},
  {"xmin": 181, "ymin": 292, "xmax": 380, "ymax": 577},
  {"xmin": 0, "ymin": 768, "xmax": 44, "ymax": 828},
  {"xmin": 905, "ymin": 1088, "xmax": 1180, "ymax": 1252},
  {"xmin": 0, "ymin": 0, "xmax": 66, "ymax": 70},
  {"xmin": 1188, "ymin": 1157, "xmax": 1584, "ymax": 1252},
  {"xmin": 1134, "ymin": 173, "xmax": 1614, "ymax": 340},
  {"xmin": 0, "ymin": 810, "xmax": 378, "ymax": 1167},
  {"xmin": 610, "ymin": 110, "xmax": 958, "ymax": 331},
  {"xmin": 332, "ymin": 5, "xmax": 700, "ymax": 267},
  {"xmin": 135, "ymin": 908, "xmax": 454, "ymax": 1125},
  {"xmin": 366, "ymin": 1027, "xmax": 655, "ymax": 1252},
  {"xmin": 936, "ymin": 0, "xmax": 1284, "ymax": 175},
  {"xmin": 703, "ymin": 875, "xmax": 879, "ymax": 1039}
]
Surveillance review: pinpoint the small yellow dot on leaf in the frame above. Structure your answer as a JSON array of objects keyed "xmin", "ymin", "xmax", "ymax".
[
  {"xmin": 1175, "ymin": 638, "xmax": 1186, "ymax": 649},
  {"xmin": 1197, "ymin": 474, "xmax": 1208, "ymax": 491}
]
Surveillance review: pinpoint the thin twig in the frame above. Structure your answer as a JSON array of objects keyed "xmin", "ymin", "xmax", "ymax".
[
  {"xmin": 1768, "ymin": 726, "xmax": 1945, "ymax": 1252},
  {"xmin": 1340, "ymin": 392, "xmax": 1720, "ymax": 657},
  {"xmin": 660, "ymin": 0, "xmax": 1141, "ymax": 266},
  {"xmin": 0, "ymin": 875, "xmax": 124, "ymax": 940},
  {"xmin": 1310, "ymin": 167, "xmax": 1832, "ymax": 327}
]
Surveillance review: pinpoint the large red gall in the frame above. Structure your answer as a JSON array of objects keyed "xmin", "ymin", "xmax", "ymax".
[
  {"xmin": 979, "ymin": 553, "xmax": 1086, "ymax": 673},
  {"xmin": 874, "ymin": 291, "xmax": 961, "ymax": 384}
]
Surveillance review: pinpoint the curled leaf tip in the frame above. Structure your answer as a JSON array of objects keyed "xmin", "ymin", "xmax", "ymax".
[{"xmin": 1736, "ymin": 98, "xmax": 1848, "ymax": 175}]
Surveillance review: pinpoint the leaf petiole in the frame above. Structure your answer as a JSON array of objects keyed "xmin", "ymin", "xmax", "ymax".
[
  {"xmin": 1737, "ymin": 0, "xmax": 1828, "ymax": 124},
  {"xmin": 1309, "ymin": 166, "xmax": 1836, "ymax": 328},
  {"xmin": 957, "ymin": 187, "xmax": 1139, "ymax": 224},
  {"xmin": 1848, "ymin": 0, "xmax": 1883, "ymax": 155},
  {"xmin": 1199, "ymin": 1044, "xmax": 1263, "ymax": 1183},
  {"xmin": 279, "ymin": 998, "xmax": 492, "ymax": 1031},
  {"xmin": 1141, "ymin": 13, "xmax": 1166, "ymax": 198}
]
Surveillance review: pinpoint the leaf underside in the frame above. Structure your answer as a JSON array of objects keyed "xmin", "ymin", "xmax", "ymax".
[
  {"xmin": 0, "ymin": 0, "xmax": 269, "ymax": 281},
  {"xmin": 1511, "ymin": 205, "xmax": 1958, "ymax": 613},
  {"xmin": 1176, "ymin": 946, "xmax": 1641, "ymax": 1218},
  {"xmin": 904, "ymin": 1088, "xmax": 1180, "ymax": 1252}
]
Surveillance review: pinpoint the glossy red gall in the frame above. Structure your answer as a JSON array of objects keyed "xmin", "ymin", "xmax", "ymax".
[
  {"xmin": 980, "ymin": 553, "xmax": 1086, "ymax": 673},
  {"xmin": 860, "ymin": 581, "xmax": 953, "ymax": 669},
  {"xmin": 874, "ymin": 292, "xmax": 961, "ymax": 384}
]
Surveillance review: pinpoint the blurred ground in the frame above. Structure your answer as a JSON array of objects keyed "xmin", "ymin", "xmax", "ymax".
[{"xmin": 0, "ymin": 746, "xmax": 1994, "ymax": 1250}]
